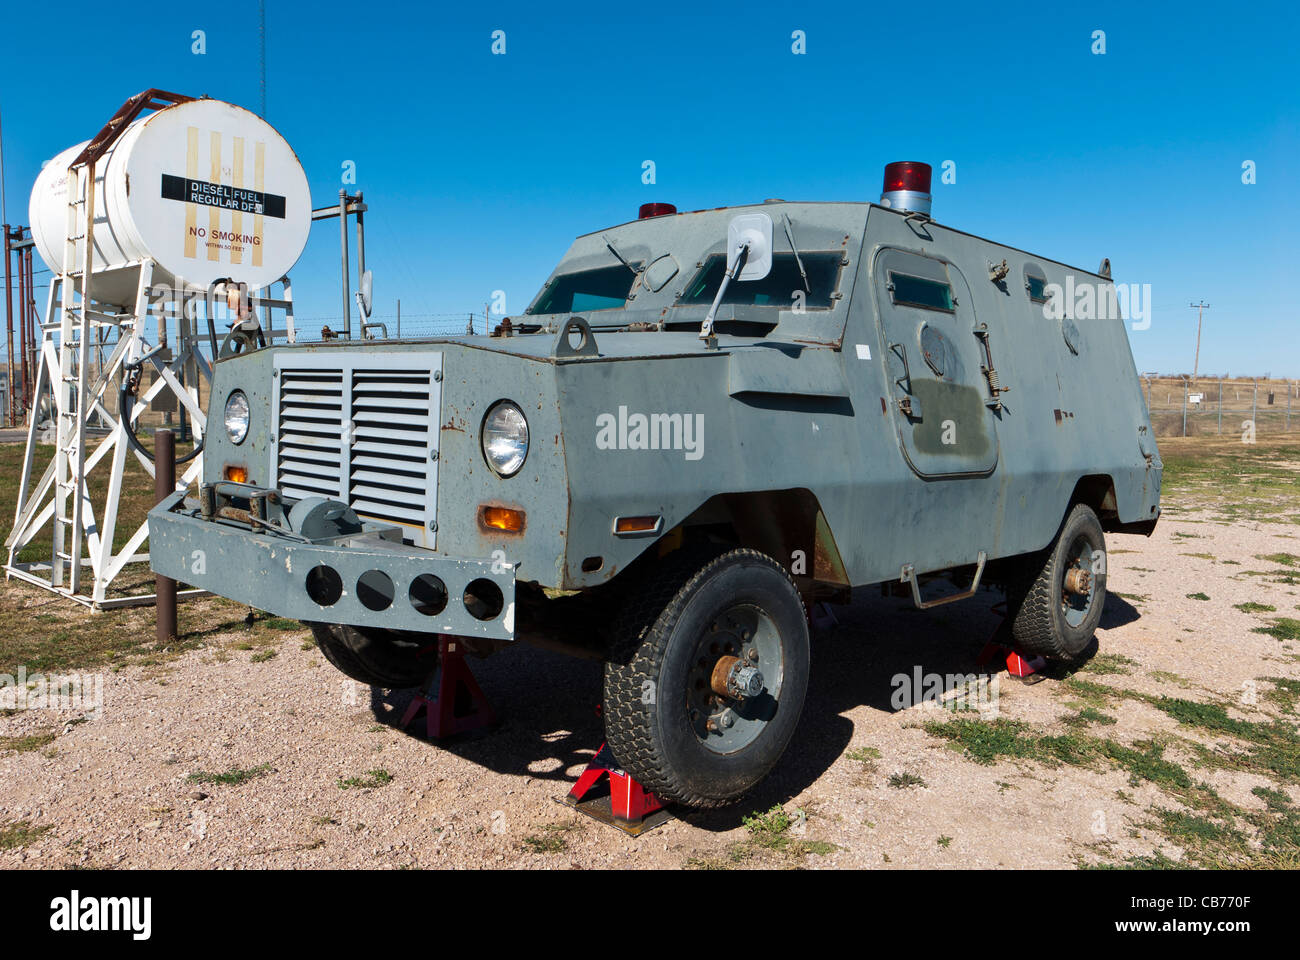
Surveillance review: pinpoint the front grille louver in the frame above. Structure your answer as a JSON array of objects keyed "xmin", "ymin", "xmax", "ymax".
[
  {"xmin": 277, "ymin": 368, "xmax": 345, "ymax": 500},
  {"xmin": 272, "ymin": 354, "xmax": 442, "ymax": 545},
  {"xmin": 348, "ymin": 370, "xmax": 433, "ymax": 527}
]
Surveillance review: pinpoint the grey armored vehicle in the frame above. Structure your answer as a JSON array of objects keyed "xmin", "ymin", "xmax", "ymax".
[{"xmin": 150, "ymin": 161, "xmax": 1162, "ymax": 807}]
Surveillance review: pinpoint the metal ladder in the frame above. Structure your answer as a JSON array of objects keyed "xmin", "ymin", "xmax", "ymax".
[{"xmin": 52, "ymin": 160, "xmax": 96, "ymax": 591}]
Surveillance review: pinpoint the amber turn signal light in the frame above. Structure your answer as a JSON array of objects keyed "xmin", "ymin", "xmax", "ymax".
[
  {"xmin": 481, "ymin": 506, "xmax": 525, "ymax": 533},
  {"xmin": 614, "ymin": 515, "xmax": 660, "ymax": 534},
  {"xmin": 224, "ymin": 465, "xmax": 248, "ymax": 484}
]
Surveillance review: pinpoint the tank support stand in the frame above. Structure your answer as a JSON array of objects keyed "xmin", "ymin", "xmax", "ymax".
[
  {"xmin": 400, "ymin": 637, "xmax": 498, "ymax": 739},
  {"xmin": 559, "ymin": 742, "xmax": 673, "ymax": 836}
]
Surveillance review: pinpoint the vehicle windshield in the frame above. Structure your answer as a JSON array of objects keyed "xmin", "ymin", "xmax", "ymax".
[
  {"xmin": 679, "ymin": 252, "xmax": 843, "ymax": 309},
  {"xmin": 527, "ymin": 264, "xmax": 641, "ymax": 314}
]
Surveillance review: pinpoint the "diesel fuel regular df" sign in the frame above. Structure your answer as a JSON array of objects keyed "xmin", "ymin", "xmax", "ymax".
[{"xmin": 160, "ymin": 174, "xmax": 286, "ymax": 218}]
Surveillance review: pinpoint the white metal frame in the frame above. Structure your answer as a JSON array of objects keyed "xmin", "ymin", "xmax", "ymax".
[{"xmin": 2, "ymin": 155, "xmax": 209, "ymax": 608}]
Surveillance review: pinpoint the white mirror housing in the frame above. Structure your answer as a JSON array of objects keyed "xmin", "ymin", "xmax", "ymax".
[{"xmin": 727, "ymin": 213, "xmax": 773, "ymax": 281}]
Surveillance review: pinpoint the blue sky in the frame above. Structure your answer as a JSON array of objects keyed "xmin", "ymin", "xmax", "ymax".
[{"xmin": 1, "ymin": 0, "xmax": 1296, "ymax": 374}]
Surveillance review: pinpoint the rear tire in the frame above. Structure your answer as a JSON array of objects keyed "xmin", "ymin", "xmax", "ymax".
[
  {"xmin": 307, "ymin": 623, "xmax": 437, "ymax": 688},
  {"xmin": 1007, "ymin": 503, "xmax": 1107, "ymax": 662},
  {"xmin": 603, "ymin": 548, "xmax": 810, "ymax": 808}
]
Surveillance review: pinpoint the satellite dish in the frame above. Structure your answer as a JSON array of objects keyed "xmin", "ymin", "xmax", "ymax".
[{"xmin": 357, "ymin": 270, "xmax": 373, "ymax": 319}]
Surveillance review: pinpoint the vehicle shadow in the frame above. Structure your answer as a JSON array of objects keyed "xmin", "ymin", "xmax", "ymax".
[{"xmin": 368, "ymin": 585, "xmax": 1141, "ymax": 834}]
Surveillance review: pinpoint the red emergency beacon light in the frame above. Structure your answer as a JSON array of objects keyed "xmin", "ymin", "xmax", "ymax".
[
  {"xmin": 880, "ymin": 161, "xmax": 932, "ymax": 216},
  {"xmin": 638, "ymin": 202, "xmax": 677, "ymax": 219}
]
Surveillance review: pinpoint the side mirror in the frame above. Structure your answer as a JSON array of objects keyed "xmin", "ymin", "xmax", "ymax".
[
  {"xmin": 727, "ymin": 213, "xmax": 773, "ymax": 280},
  {"xmin": 699, "ymin": 213, "xmax": 774, "ymax": 345},
  {"xmin": 357, "ymin": 270, "xmax": 373, "ymax": 319}
]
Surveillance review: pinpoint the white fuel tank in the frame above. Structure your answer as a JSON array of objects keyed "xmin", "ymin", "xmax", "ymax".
[{"xmin": 29, "ymin": 98, "xmax": 311, "ymax": 306}]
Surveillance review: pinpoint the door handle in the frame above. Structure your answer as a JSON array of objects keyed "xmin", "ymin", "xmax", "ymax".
[{"xmin": 973, "ymin": 326, "xmax": 1008, "ymax": 409}]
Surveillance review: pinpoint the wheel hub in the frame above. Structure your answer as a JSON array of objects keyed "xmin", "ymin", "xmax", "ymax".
[
  {"xmin": 687, "ymin": 605, "xmax": 783, "ymax": 754},
  {"xmin": 710, "ymin": 655, "xmax": 765, "ymax": 700}
]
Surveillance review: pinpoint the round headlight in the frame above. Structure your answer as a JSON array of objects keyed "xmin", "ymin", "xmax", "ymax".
[
  {"xmin": 224, "ymin": 390, "xmax": 250, "ymax": 445},
  {"xmin": 482, "ymin": 401, "xmax": 529, "ymax": 477}
]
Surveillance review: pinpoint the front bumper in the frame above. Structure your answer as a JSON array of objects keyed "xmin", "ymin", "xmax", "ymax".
[{"xmin": 148, "ymin": 491, "xmax": 516, "ymax": 639}]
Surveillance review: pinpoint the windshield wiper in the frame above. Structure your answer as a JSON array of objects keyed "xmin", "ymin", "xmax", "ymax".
[
  {"xmin": 603, "ymin": 235, "xmax": 641, "ymax": 277},
  {"xmin": 782, "ymin": 214, "xmax": 810, "ymax": 293}
]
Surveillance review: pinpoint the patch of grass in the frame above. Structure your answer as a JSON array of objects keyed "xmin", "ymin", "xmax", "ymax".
[
  {"xmin": 263, "ymin": 618, "xmax": 300, "ymax": 630},
  {"xmin": 1235, "ymin": 601, "xmax": 1277, "ymax": 613},
  {"xmin": 686, "ymin": 843, "xmax": 753, "ymax": 869},
  {"xmin": 845, "ymin": 746, "xmax": 881, "ymax": 769},
  {"xmin": 1082, "ymin": 653, "xmax": 1137, "ymax": 676},
  {"xmin": 886, "ymin": 771, "xmax": 927, "ymax": 789},
  {"xmin": 742, "ymin": 805, "xmax": 794, "ymax": 846},
  {"xmin": 936, "ymin": 835, "xmax": 952, "ymax": 848},
  {"xmin": 1257, "ymin": 553, "xmax": 1300, "ymax": 567},
  {"xmin": 1253, "ymin": 618, "xmax": 1300, "ymax": 642},
  {"xmin": 1179, "ymin": 552, "xmax": 1217, "ymax": 560},
  {"xmin": 522, "ymin": 823, "xmax": 573, "ymax": 854},
  {"xmin": 1251, "ymin": 785, "xmax": 1292, "ymax": 813},
  {"xmin": 0, "ymin": 730, "xmax": 57, "ymax": 754},
  {"xmin": 250, "ymin": 648, "xmax": 278, "ymax": 663},
  {"xmin": 1186, "ymin": 592, "xmax": 1211, "ymax": 602},
  {"xmin": 336, "ymin": 768, "xmax": 393, "ymax": 790},
  {"xmin": 1062, "ymin": 707, "xmax": 1118, "ymax": 728},
  {"xmin": 922, "ymin": 717, "xmax": 1192, "ymax": 788},
  {"xmin": 0, "ymin": 820, "xmax": 52, "ymax": 849},
  {"xmin": 1152, "ymin": 807, "xmax": 1242, "ymax": 845},
  {"xmin": 737, "ymin": 805, "xmax": 834, "ymax": 858},
  {"xmin": 186, "ymin": 763, "xmax": 272, "ymax": 787},
  {"xmin": 1102, "ymin": 739, "xmax": 1193, "ymax": 789},
  {"xmin": 1060, "ymin": 677, "xmax": 1121, "ymax": 706},
  {"xmin": 1262, "ymin": 677, "xmax": 1300, "ymax": 713},
  {"xmin": 1149, "ymin": 670, "xmax": 1192, "ymax": 688}
]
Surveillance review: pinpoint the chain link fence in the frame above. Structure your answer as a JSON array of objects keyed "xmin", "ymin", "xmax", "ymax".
[{"xmin": 1143, "ymin": 376, "xmax": 1298, "ymax": 438}]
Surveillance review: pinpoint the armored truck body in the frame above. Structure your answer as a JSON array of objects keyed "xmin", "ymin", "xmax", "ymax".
[{"xmin": 152, "ymin": 169, "xmax": 1161, "ymax": 806}]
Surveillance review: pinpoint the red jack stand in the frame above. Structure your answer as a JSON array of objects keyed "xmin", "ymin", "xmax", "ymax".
[
  {"xmin": 976, "ymin": 617, "xmax": 1048, "ymax": 684},
  {"xmin": 400, "ymin": 637, "xmax": 498, "ymax": 739},
  {"xmin": 558, "ymin": 742, "xmax": 673, "ymax": 836}
]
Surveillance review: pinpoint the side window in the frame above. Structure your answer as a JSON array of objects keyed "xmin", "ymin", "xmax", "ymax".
[
  {"xmin": 527, "ymin": 264, "xmax": 641, "ymax": 315},
  {"xmin": 1024, "ymin": 265, "xmax": 1049, "ymax": 304},
  {"xmin": 887, "ymin": 271, "xmax": 954, "ymax": 313}
]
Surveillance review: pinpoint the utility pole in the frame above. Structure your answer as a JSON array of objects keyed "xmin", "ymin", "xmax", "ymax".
[
  {"xmin": 258, "ymin": 0, "xmax": 267, "ymax": 118},
  {"xmin": 1189, "ymin": 301, "xmax": 1209, "ymax": 380}
]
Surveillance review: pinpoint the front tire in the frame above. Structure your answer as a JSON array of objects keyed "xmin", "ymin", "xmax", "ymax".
[
  {"xmin": 307, "ymin": 623, "xmax": 437, "ymax": 688},
  {"xmin": 1008, "ymin": 503, "xmax": 1108, "ymax": 662},
  {"xmin": 603, "ymin": 548, "xmax": 810, "ymax": 808}
]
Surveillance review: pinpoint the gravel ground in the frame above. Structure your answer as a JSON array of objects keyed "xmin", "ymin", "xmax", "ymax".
[{"xmin": 2, "ymin": 507, "xmax": 1298, "ymax": 870}]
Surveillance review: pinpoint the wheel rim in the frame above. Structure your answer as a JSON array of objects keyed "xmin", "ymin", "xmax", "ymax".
[
  {"xmin": 1060, "ymin": 534, "xmax": 1099, "ymax": 628},
  {"xmin": 685, "ymin": 603, "xmax": 784, "ymax": 755}
]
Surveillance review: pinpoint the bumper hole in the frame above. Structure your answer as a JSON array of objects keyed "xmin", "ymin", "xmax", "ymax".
[
  {"xmin": 581, "ymin": 555, "xmax": 603, "ymax": 572},
  {"xmin": 305, "ymin": 565, "xmax": 343, "ymax": 607},
  {"xmin": 463, "ymin": 578, "xmax": 504, "ymax": 621},
  {"xmin": 356, "ymin": 569, "xmax": 395, "ymax": 611},
  {"xmin": 410, "ymin": 573, "xmax": 448, "ymax": 616}
]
